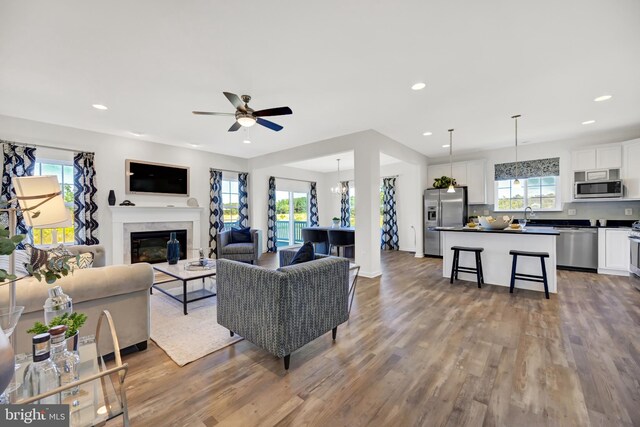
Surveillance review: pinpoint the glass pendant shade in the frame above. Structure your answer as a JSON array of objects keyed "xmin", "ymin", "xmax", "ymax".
[{"xmin": 447, "ymin": 184, "xmax": 455, "ymax": 193}]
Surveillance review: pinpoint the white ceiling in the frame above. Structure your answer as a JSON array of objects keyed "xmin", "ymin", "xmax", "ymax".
[
  {"xmin": 1, "ymin": 1, "xmax": 639, "ymax": 159},
  {"xmin": 285, "ymin": 152, "xmax": 401, "ymax": 173}
]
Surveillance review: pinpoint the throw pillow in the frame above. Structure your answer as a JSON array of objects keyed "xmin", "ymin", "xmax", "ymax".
[
  {"xmin": 289, "ymin": 242, "xmax": 315, "ymax": 265},
  {"xmin": 67, "ymin": 252, "xmax": 94, "ymax": 269},
  {"xmin": 24, "ymin": 244, "xmax": 50, "ymax": 270},
  {"xmin": 230, "ymin": 227, "xmax": 252, "ymax": 243}
]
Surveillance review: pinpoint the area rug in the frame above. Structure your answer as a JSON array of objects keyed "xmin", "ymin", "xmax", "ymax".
[{"xmin": 149, "ymin": 285, "xmax": 243, "ymax": 366}]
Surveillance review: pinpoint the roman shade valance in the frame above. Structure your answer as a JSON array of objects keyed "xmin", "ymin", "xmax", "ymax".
[{"xmin": 494, "ymin": 157, "xmax": 560, "ymax": 180}]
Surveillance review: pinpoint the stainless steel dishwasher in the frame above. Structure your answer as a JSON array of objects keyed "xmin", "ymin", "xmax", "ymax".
[{"xmin": 555, "ymin": 227, "xmax": 598, "ymax": 270}]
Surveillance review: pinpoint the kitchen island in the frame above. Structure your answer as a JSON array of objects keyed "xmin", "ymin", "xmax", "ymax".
[{"xmin": 436, "ymin": 227, "xmax": 560, "ymax": 294}]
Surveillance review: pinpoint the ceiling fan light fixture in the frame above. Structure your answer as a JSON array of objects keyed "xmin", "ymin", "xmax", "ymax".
[{"xmin": 237, "ymin": 116, "xmax": 256, "ymax": 127}]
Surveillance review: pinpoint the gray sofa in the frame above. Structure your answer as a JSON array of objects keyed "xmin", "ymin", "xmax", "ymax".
[
  {"xmin": 217, "ymin": 228, "xmax": 260, "ymax": 263},
  {"xmin": 216, "ymin": 250, "xmax": 349, "ymax": 369},
  {"xmin": 0, "ymin": 245, "xmax": 154, "ymax": 355}
]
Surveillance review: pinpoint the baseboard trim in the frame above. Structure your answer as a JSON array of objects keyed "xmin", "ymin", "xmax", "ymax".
[
  {"xmin": 597, "ymin": 267, "xmax": 630, "ymax": 277},
  {"xmin": 360, "ymin": 270, "xmax": 382, "ymax": 278}
]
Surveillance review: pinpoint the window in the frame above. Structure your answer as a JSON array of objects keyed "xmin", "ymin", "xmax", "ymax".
[
  {"xmin": 495, "ymin": 176, "xmax": 560, "ymax": 211},
  {"xmin": 32, "ymin": 161, "xmax": 75, "ymax": 245},
  {"xmin": 221, "ymin": 179, "xmax": 239, "ymax": 229},
  {"xmin": 349, "ymin": 185, "xmax": 356, "ymax": 227},
  {"xmin": 275, "ymin": 190, "xmax": 309, "ymax": 247}
]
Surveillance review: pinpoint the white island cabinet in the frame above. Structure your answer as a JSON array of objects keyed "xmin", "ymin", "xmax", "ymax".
[{"xmin": 439, "ymin": 227, "xmax": 559, "ymax": 294}]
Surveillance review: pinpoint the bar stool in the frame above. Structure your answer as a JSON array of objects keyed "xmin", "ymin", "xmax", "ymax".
[
  {"xmin": 327, "ymin": 229, "xmax": 355, "ymax": 258},
  {"xmin": 450, "ymin": 246, "xmax": 484, "ymax": 288},
  {"xmin": 301, "ymin": 228, "xmax": 329, "ymax": 255},
  {"xmin": 509, "ymin": 250, "xmax": 550, "ymax": 299}
]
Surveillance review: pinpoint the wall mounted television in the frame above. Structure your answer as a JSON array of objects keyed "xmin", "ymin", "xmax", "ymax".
[{"xmin": 125, "ymin": 159, "xmax": 190, "ymax": 196}]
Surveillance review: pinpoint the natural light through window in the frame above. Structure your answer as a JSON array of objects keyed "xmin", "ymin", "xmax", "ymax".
[
  {"xmin": 495, "ymin": 176, "xmax": 559, "ymax": 211},
  {"xmin": 348, "ymin": 186, "xmax": 356, "ymax": 227},
  {"xmin": 33, "ymin": 161, "xmax": 75, "ymax": 245},
  {"xmin": 222, "ymin": 179, "xmax": 239, "ymax": 229}
]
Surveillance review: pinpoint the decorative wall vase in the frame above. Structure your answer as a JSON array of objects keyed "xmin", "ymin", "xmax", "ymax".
[
  {"xmin": 166, "ymin": 232, "xmax": 180, "ymax": 265},
  {"xmin": 108, "ymin": 190, "xmax": 116, "ymax": 206}
]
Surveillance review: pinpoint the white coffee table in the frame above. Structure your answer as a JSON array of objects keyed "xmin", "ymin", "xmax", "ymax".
[{"xmin": 152, "ymin": 259, "xmax": 216, "ymax": 315}]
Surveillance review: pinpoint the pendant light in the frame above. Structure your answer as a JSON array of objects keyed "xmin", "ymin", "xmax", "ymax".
[
  {"xmin": 512, "ymin": 115, "xmax": 521, "ymax": 188},
  {"xmin": 330, "ymin": 159, "xmax": 347, "ymax": 194},
  {"xmin": 447, "ymin": 129, "xmax": 455, "ymax": 193}
]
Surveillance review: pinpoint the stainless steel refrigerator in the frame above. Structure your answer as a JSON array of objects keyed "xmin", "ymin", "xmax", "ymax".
[{"xmin": 424, "ymin": 187, "xmax": 468, "ymax": 256}]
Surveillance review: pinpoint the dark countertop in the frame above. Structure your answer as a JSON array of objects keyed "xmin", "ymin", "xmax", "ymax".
[
  {"xmin": 524, "ymin": 219, "xmax": 636, "ymax": 228},
  {"xmin": 436, "ymin": 226, "xmax": 560, "ymax": 236},
  {"xmin": 302, "ymin": 226, "xmax": 355, "ymax": 231}
]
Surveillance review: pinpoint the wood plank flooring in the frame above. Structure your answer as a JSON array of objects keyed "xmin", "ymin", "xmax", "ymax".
[{"xmin": 109, "ymin": 251, "xmax": 640, "ymax": 426}]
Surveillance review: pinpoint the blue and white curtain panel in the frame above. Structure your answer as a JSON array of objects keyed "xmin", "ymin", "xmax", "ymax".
[
  {"xmin": 1, "ymin": 141, "xmax": 36, "ymax": 248},
  {"xmin": 209, "ymin": 169, "xmax": 224, "ymax": 258},
  {"xmin": 340, "ymin": 181, "xmax": 350, "ymax": 227},
  {"xmin": 381, "ymin": 177, "xmax": 399, "ymax": 250},
  {"xmin": 73, "ymin": 152, "xmax": 99, "ymax": 245},
  {"xmin": 238, "ymin": 172, "xmax": 249, "ymax": 228},
  {"xmin": 267, "ymin": 176, "xmax": 277, "ymax": 253},
  {"xmin": 309, "ymin": 181, "xmax": 319, "ymax": 226}
]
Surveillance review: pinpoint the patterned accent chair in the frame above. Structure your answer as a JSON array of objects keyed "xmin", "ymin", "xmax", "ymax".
[
  {"xmin": 216, "ymin": 250, "xmax": 350, "ymax": 369},
  {"xmin": 217, "ymin": 229, "xmax": 261, "ymax": 264}
]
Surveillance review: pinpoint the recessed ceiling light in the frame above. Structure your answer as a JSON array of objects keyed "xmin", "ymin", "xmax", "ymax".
[
  {"xmin": 582, "ymin": 120, "xmax": 596, "ymax": 125},
  {"xmin": 128, "ymin": 131, "xmax": 145, "ymax": 137},
  {"xmin": 442, "ymin": 144, "xmax": 450, "ymax": 148},
  {"xmin": 92, "ymin": 104, "xmax": 108, "ymax": 110},
  {"xmin": 594, "ymin": 95, "xmax": 612, "ymax": 102},
  {"xmin": 411, "ymin": 82, "xmax": 426, "ymax": 91},
  {"xmin": 422, "ymin": 131, "xmax": 433, "ymax": 136},
  {"xmin": 243, "ymin": 140, "xmax": 252, "ymax": 144}
]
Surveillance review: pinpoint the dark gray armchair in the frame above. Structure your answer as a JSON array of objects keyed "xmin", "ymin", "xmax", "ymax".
[
  {"xmin": 217, "ymin": 228, "xmax": 261, "ymax": 264},
  {"xmin": 216, "ymin": 250, "xmax": 349, "ymax": 369}
]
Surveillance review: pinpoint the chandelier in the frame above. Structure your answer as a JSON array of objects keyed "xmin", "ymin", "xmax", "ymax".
[{"xmin": 330, "ymin": 159, "xmax": 348, "ymax": 195}]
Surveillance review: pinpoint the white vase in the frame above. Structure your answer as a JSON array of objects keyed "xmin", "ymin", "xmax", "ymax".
[
  {"xmin": 332, "ymin": 220, "xmax": 340, "ymax": 228},
  {"xmin": 0, "ymin": 332, "xmax": 14, "ymax": 394}
]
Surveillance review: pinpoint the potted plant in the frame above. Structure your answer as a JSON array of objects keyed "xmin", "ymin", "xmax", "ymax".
[
  {"xmin": 27, "ymin": 312, "xmax": 88, "ymax": 352},
  {"xmin": 332, "ymin": 217, "xmax": 340, "ymax": 228},
  {"xmin": 432, "ymin": 176, "xmax": 457, "ymax": 189}
]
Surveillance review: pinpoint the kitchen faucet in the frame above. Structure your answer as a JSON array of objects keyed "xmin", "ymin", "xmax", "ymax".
[{"xmin": 524, "ymin": 206, "xmax": 534, "ymax": 221}]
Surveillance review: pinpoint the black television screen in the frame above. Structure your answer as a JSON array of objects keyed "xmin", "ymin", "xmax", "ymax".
[{"xmin": 126, "ymin": 160, "xmax": 189, "ymax": 196}]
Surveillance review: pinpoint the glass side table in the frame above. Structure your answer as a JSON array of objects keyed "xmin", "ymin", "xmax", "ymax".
[{"xmin": 7, "ymin": 310, "xmax": 129, "ymax": 427}]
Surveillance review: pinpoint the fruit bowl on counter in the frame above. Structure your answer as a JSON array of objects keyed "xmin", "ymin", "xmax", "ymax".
[{"xmin": 478, "ymin": 215, "xmax": 513, "ymax": 230}]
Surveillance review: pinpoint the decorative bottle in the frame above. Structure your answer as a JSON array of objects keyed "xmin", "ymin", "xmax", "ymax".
[
  {"xmin": 166, "ymin": 232, "xmax": 180, "ymax": 265},
  {"xmin": 49, "ymin": 325, "xmax": 80, "ymax": 398},
  {"xmin": 43, "ymin": 286, "xmax": 73, "ymax": 326},
  {"xmin": 23, "ymin": 333, "xmax": 60, "ymax": 404},
  {"xmin": 108, "ymin": 190, "xmax": 116, "ymax": 206}
]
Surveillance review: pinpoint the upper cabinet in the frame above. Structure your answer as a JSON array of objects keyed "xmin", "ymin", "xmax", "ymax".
[
  {"xmin": 571, "ymin": 145, "xmax": 621, "ymax": 172},
  {"xmin": 427, "ymin": 160, "xmax": 486, "ymax": 204},
  {"xmin": 623, "ymin": 139, "xmax": 640, "ymax": 199}
]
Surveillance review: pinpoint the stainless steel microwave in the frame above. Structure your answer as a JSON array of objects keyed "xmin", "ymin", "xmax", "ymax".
[{"xmin": 574, "ymin": 179, "xmax": 623, "ymax": 199}]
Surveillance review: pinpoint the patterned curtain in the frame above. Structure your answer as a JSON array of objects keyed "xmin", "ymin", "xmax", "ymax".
[
  {"xmin": 73, "ymin": 152, "xmax": 99, "ymax": 245},
  {"xmin": 309, "ymin": 181, "xmax": 319, "ymax": 226},
  {"xmin": 381, "ymin": 177, "xmax": 399, "ymax": 250},
  {"xmin": 237, "ymin": 172, "xmax": 249, "ymax": 228},
  {"xmin": 1, "ymin": 142, "xmax": 36, "ymax": 248},
  {"xmin": 340, "ymin": 181, "xmax": 350, "ymax": 227},
  {"xmin": 209, "ymin": 169, "xmax": 224, "ymax": 258},
  {"xmin": 267, "ymin": 176, "xmax": 277, "ymax": 253}
]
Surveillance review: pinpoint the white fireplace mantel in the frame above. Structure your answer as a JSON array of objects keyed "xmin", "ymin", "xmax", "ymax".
[{"xmin": 110, "ymin": 206, "xmax": 203, "ymax": 265}]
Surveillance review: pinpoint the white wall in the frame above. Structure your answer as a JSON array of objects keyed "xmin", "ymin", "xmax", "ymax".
[{"xmin": 0, "ymin": 114, "xmax": 248, "ymax": 264}]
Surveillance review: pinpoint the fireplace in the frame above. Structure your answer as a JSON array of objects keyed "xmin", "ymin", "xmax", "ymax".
[{"xmin": 130, "ymin": 229, "xmax": 187, "ymax": 264}]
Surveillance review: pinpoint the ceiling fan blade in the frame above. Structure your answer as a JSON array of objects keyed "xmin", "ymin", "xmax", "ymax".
[
  {"xmin": 253, "ymin": 106, "xmax": 293, "ymax": 117},
  {"xmin": 223, "ymin": 92, "xmax": 246, "ymax": 111},
  {"xmin": 257, "ymin": 118, "xmax": 283, "ymax": 132},
  {"xmin": 228, "ymin": 121, "xmax": 242, "ymax": 132},
  {"xmin": 192, "ymin": 111, "xmax": 235, "ymax": 116}
]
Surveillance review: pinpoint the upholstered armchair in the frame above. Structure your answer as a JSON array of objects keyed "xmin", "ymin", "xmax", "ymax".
[
  {"xmin": 217, "ymin": 228, "xmax": 261, "ymax": 264},
  {"xmin": 216, "ymin": 251, "xmax": 350, "ymax": 369}
]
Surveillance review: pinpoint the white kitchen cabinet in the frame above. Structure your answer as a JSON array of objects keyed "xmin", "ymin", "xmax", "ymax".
[
  {"xmin": 595, "ymin": 145, "xmax": 622, "ymax": 169},
  {"xmin": 466, "ymin": 160, "xmax": 487, "ymax": 204},
  {"xmin": 427, "ymin": 160, "xmax": 486, "ymax": 204},
  {"xmin": 623, "ymin": 139, "xmax": 640, "ymax": 198},
  {"xmin": 598, "ymin": 228, "xmax": 630, "ymax": 276},
  {"xmin": 572, "ymin": 149, "xmax": 597, "ymax": 171}
]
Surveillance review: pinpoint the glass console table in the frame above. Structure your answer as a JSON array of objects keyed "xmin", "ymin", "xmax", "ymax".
[{"xmin": 7, "ymin": 310, "xmax": 129, "ymax": 426}]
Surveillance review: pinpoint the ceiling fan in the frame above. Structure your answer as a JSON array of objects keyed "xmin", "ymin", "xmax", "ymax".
[{"xmin": 192, "ymin": 92, "xmax": 293, "ymax": 132}]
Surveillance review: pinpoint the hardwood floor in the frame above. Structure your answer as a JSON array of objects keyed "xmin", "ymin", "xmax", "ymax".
[{"xmin": 110, "ymin": 251, "xmax": 640, "ymax": 426}]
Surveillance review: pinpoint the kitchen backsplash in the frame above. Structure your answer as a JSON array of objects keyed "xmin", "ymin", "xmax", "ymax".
[{"xmin": 469, "ymin": 201, "xmax": 640, "ymax": 221}]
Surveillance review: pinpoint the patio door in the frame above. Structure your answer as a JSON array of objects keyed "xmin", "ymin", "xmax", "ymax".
[{"xmin": 275, "ymin": 191, "xmax": 309, "ymax": 247}]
